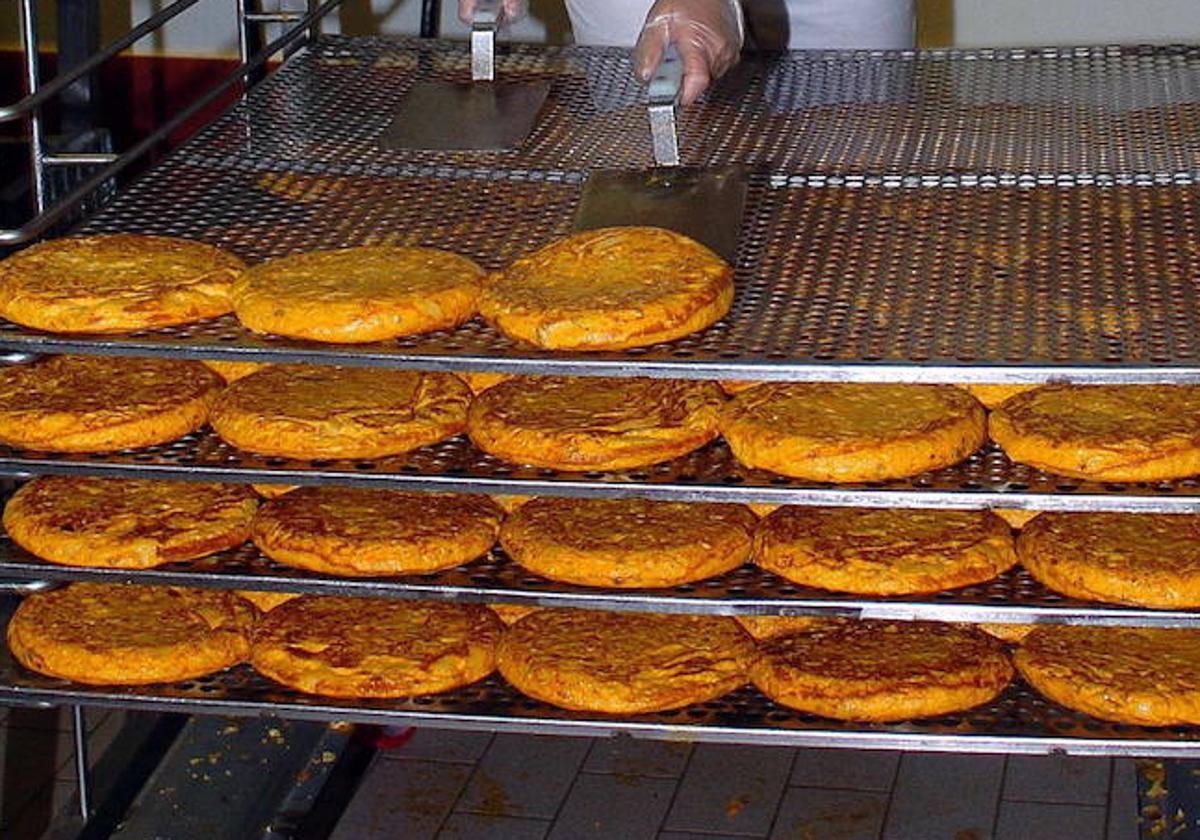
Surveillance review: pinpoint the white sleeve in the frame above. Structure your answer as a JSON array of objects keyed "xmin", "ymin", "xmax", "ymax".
[
  {"xmin": 565, "ymin": 0, "xmax": 656, "ymax": 47},
  {"xmin": 745, "ymin": 0, "xmax": 915, "ymax": 50},
  {"xmin": 566, "ymin": 0, "xmax": 914, "ymax": 51}
]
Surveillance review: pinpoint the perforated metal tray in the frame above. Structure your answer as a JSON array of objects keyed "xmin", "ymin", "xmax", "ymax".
[
  {"xmin": 2, "ymin": 432, "xmax": 1200, "ymax": 512},
  {"xmin": 3, "ymin": 657, "xmax": 1198, "ymax": 757},
  {"xmin": 3, "ymin": 535, "xmax": 1197, "ymax": 628},
  {"xmin": 186, "ymin": 37, "xmax": 1200, "ymax": 178},
  {"xmin": 0, "ymin": 51, "xmax": 1198, "ymax": 381}
]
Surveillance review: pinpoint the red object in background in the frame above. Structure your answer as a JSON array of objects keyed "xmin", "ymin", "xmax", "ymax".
[{"xmin": 0, "ymin": 49, "xmax": 240, "ymax": 152}]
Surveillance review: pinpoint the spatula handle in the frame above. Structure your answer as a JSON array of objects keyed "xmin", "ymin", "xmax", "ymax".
[
  {"xmin": 471, "ymin": 0, "xmax": 500, "ymax": 82},
  {"xmin": 648, "ymin": 45, "xmax": 683, "ymax": 107}
]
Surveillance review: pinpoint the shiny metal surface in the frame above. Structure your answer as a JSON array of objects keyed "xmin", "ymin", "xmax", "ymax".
[
  {"xmin": 2, "ymin": 657, "xmax": 1198, "ymax": 757},
  {"xmin": 2, "ymin": 434, "xmax": 1200, "ymax": 512},
  {"xmin": 1, "ymin": 161, "xmax": 1199, "ymax": 381},
  {"xmin": 1, "ymin": 535, "xmax": 1197, "ymax": 627}
]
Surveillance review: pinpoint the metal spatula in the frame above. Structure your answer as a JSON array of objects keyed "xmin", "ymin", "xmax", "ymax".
[
  {"xmin": 572, "ymin": 48, "xmax": 748, "ymax": 262},
  {"xmin": 380, "ymin": 0, "xmax": 550, "ymax": 151}
]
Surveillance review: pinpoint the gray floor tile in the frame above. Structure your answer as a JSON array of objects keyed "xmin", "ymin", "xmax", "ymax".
[
  {"xmin": 584, "ymin": 736, "xmax": 693, "ymax": 779},
  {"xmin": 438, "ymin": 812, "xmax": 550, "ymax": 840},
  {"xmin": 1002, "ymin": 756, "xmax": 1112, "ymax": 806},
  {"xmin": 883, "ymin": 753, "xmax": 1005, "ymax": 840},
  {"xmin": 1106, "ymin": 760, "xmax": 1139, "ymax": 840},
  {"xmin": 5, "ymin": 778, "xmax": 77, "ymax": 840},
  {"xmin": 548, "ymin": 772, "xmax": 676, "ymax": 840},
  {"xmin": 664, "ymin": 743, "xmax": 795, "ymax": 837},
  {"xmin": 331, "ymin": 757, "xmax": 472, "ymax": 840},
  {"xmin": 387, "ymin": 727, "xmax": 495, "ymax": 764},
  {"xmin": 789, "ymin": 749, "xmax": 900, "ymax": 792},
  {"xmin": 770, "ymin": 787, "xmax": 889, "ymax": 840},
  {"xmin": 0, "ymin": 726, "xmax": 73, "ymax": 827},
  {"xmin": 994, "ymin": 801, "xmax": 1106, "ymax": 840},
  {"xmin": 456, "ymin": 734, "xmax": 590, "ymax": 820},
  {"xmin": 660, "ymin": 834, "xmax": 760, "ymax": 840}
]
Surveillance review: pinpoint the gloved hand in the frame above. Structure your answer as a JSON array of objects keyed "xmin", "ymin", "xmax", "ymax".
[
  {"xmin": 456, "ymin": 0, "xmax": 529, "ymax": 26},
  {"xmin": 632, "ymin": 0, "xmax": 744, "ymax": 106}
]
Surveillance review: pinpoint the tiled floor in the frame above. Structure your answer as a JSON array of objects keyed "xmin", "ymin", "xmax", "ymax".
[
  {"xmin": 332, "ymin": 729, "xmax": 1142, "ymax": 840},
  {"xmin": 0, "ymin": 712, "xmax": 1145, "ymax": 840}
]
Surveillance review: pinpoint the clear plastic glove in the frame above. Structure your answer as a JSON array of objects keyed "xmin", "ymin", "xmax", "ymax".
[
  {"xmin": 456, "ymin": 0, "xmax": 529, "ymax": 26},
  {"xmin": 633, "ymin": 0, "xmax": 744, "ymax": 106}
]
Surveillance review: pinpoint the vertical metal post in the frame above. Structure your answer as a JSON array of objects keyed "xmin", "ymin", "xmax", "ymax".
[
  {"xmin": 72, "ymin": 705, "xmax": 92, "ymax": 820},
  {"xmin": 57, "ymin": 0, "xmax": 102, "ymax": 139},
  {"xmin": 420, "ymin": 0, "xmax": 442, "ymax": 38},
  {"xmin": 19, "ymin": 0, "xmax": 48, "ymax": 215},
  {"xmin": 308, "ymin": 0, "xmax": 322, "ymax": 47}
]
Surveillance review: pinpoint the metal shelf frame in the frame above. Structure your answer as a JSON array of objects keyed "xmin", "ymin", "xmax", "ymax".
[
  {"xmin": 3, "ymin": 433, "xmax": 1200, "ymax": 513},
  {"xmin": 2, "ymin": 0, "xmax": 345, "ymax": 246},
  {"xmin": 2, "ymin": 534, "xmax": 1198, "ymax": 629},
  {"xmin": 4, "ymin": 656, "xmax": 1200, "ymax": 759}
]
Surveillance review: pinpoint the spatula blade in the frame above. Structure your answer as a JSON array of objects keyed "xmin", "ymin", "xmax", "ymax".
[
  {"xmin": 380, "ymin": 80, "xmax": 549, "ymax": 151},
  {"xmin": 572, "ymin": 165, "xmax": 748, "ymax": 263}
]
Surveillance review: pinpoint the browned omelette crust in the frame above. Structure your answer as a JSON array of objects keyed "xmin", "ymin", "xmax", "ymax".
[
  {"xmin": 4, "ymin": 477, "xmax": 257, "ymax": 569},
  {"xmin": 501, "ymin": 497, "xmax": 756, "ymax": 588},
  {"xmin": 1015, "ymin": 626, "xmax": 1200, "ymax": 725},
  {"xmin": 990, "ymin": 385, "xmax": 1200, "ymax": 481},
  {"xmin": 7, "ymin": 583, "xmax": 254, "ymax": 684},
  {"xmin": 479, "ymin": 227, "xmax": 733, "ymax": 350},
  {"xmin": 719, "ymin": 383, "xmax": 987, "ymax": 482},
  {"xmin": 976, "ymin": 623, "xmax": 1036, "ymax": 643},
  {"xmin": 210, "ymin": 365, "xmax": 471, "ymax": 459},
  {"xmin": 753, "ymin": 507, "xmax": 1017, "ymax": 595},
  {"xmin": 488, "ymin": 603, "xmax": 541, "ymax": 625},
  {"xmin": 460, "ymin": 372, "xmax": 512, "ymax": 394},
  {"xmin": 252, "ymin": 487, "xmax": 503, "ymax": 576},
  {"xmin": 250, "ymin": 597, "xmax": 502, "ymax": 697},
  {"xmin": 498, "ymin": 610, "xmax": 757, "ymax": 713},
  {"xmin": 235, "ymin": 590, "xmax": 300, "ymax": 612},
  {"xmin": 993, "ymin": 509, "xmax": 1040, "ymax": 529},
  {"xmin": 750, "ymin": 619, "xmax": 1013, "ymax": 721},
  {"xmin": 735, "ymin": 616, "xmax": 823, "ymax": 640},
  {"xmin": 252, "ymin": 483, "xmax": 298, "ymax": 498},
  {"xmin": 959, "ymin": 384, "xmax": 1037, "ymax": 410},
  {"xmin": 202, "ymin": 360, "xmax": 268, "ymax": 382},
  {"xmin": 0, "ymin": 355, "xmax": 222, "ymax": 452},
  {"xmin": 468, "ymin": 376, "xmax": 725, "ymax": 471},
  {"xmin": 1017, "ymin": 512, "xmax": 1200, "ymax": 608},
  {"xmin": 0, "ymin": 235, "xmax": 243, "ymax": 333},
  {"xmin": 232, "ymin": 246, "xmax": 483, "ymax": 343}
]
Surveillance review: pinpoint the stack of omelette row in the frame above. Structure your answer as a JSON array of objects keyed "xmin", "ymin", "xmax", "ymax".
[
  {"xmin": 9, "ymin": 583, "xmax": 1200, "ymax": 729},
  {"xmin": 7, "ymin": 478, "xmax": 1200, "ymax": 611},
  {"xmin": 0, "ymin": 356, "xmax": 1195, "ymax": 485}
]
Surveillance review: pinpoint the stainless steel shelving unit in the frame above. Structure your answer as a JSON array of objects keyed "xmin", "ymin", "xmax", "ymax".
[{"xmin": 4, "ymin": 34, "xmax": 1200, "ymax": 760}]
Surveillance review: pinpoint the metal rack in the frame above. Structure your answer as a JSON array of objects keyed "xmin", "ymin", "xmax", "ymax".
[
  {"xmin": 0, "ymin": 41, "xmax": 1199, "ymax": 381},
  {"xmin": 5, "ymin": 434, "xmax": 1200, "ymax": 512},
  {"xmin": 4, "ymin": 645, "xmax": 1200, "ymax": 759},
  {"xmin": 4, "ymin": 34, "xmax": 1200, "ymax": 764},
  {"xmin": 4, "ymin": 534, "xmax": 1200, "ymax": 628}
]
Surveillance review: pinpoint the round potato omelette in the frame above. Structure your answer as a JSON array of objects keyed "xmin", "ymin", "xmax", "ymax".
[
  {"xmin": 0, "ymin": 234, "xmax": 243, "ymax": 333},
  {"xmin": 4, "ymin": 476, "xmax": 257, "ymax": 569},
  {"xmin": 201, "ymin": 360, "xmax": 268, "ymax": 382},
  {"xmin": 1015, "ymin": 625, "xmax": 1200, "ymax": 725},
  {"xmin": 8, "ymin": 583, "xmax": 254, "ymax": 684},
  {"xmin": 754, "ymin": 507, "xmax": 1017, "ymax": 595},
  {"xmin": 990, "ymin": 384, "xmax": 1200, "ymax": 481},
  {"xmin": 0, "ymin": 355, "xmax": 222, "ymax": 452},
  {"xmin": 750, "ymin": 618, "xmax": 1013, "ymax": 721},
  {"xmin": 232, "ymin": 246, "xmax": 484, "ymax": 343},
  {"xmin": 251, "ymin": 486, "xmax": 503, "ymax": 576},
  {"xmin": 499, "ymin": 609, "xmax": 756, "ymax": 713},
  {"xmin": 719, "ymin": 382, "xmax": 987, "ymax": 482},
  {"xmin": 479, "ymin": 226, "xmax": 733, "ymax": 350},
  {"xmin": 1017, "ymin": 512, "xmax": 1200, "ymax": 608},
  {"xmin": 467, "ymin": 376, "xmax": 725, "ymax": 471},
  {"xmin": 210, "ymin": 365, "xmax": 471, "ymax": 459},
  {"xmin": 500, "ymin": 496, "xmax": 756, "ymax": 587},
  {"xmin": 250, "ymin": 597, "xmax": 502, "ymax": 697}
]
